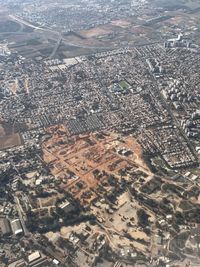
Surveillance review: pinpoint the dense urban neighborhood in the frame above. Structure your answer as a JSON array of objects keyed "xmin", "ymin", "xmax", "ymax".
[{"xmin": 1, "ymin": 0, "xmax": 200, "ymax": 267}]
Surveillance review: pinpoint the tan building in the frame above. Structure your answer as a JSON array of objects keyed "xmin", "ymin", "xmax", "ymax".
[
  {"xmin": 0, "ymin": 218, "xmax": 11, "ymax": 236},
  {"xmin": 10, "ymin": 219, "xmax": 23, "ymax": 235}
]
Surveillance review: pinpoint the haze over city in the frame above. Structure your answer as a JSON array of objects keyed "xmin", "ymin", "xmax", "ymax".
[{"xmin": 1, "ymin": 0, "xmax": 200, "ymax": 266}]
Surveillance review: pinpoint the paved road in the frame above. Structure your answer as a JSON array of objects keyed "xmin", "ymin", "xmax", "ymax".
[
  {"xmin": 49, "ymin": 34, "xmax": 62, "ymax": 59},
  {"xmin": 14, "ymin": 196, "xmax": 29, "ymax": 236},
  {"xmin": 9, "ymin": 15, "xmax": 54, "ymax": 32},
  {"xmin": 9, "ymin": 14, "xmax": 160, "ymax": 52}
]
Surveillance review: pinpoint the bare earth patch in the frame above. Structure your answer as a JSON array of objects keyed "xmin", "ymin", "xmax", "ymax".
[
  {"xmin": 81, "ymin": 26, "xmax": 112, "ymax": 38},
  {"xmin": 111, "ymin": 20, "xmax": 131, "ymax": 28},
  {"xmin": 0, "ymin": 133, "xmax": 22, "ymax": 150}
]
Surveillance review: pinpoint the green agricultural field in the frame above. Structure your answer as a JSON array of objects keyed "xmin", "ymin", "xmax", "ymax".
[
  {"xmin": 0, "ymin": 20, "xmax": 21, "ymax": 33},
  {"xmin": 26, "ymin": 38, "xmax": 42, "ymax": 46},
  {"xmin": 119, "ymin": 80, "xmax": 130, "ymax": 89}
]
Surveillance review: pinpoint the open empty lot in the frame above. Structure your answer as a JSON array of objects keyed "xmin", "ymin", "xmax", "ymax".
[{"xmin": 42, "ymin": 125, "xmax": 151, "ymax": 206}]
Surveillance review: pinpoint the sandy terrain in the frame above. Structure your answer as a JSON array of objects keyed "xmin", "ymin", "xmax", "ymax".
[
  {"xmin": 0, "ymin": 133, "xmax": 22, "ymax": 150},
  {"xmin": 0, "ymin": 125, "xmax": 5, "ymax": 136},
  {"xmin": 81, "ymin": 26, "xmax": 112, "ymax": 38},
  {"xmin": 42, "ymin": 125, "xmax": 151, "ymax": 206},
  {"xmin": 111, "ymin": 20, "xmax": 131, "ymax": 28}
]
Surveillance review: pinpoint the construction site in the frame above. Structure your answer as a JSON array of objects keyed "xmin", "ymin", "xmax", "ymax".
[{"xmin": 42, "ymin": 124, "xmax": 151, "ymax": 206}]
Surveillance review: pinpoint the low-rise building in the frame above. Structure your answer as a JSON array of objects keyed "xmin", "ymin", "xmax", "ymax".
[
  {"xmin": 0, "ymin": 218, "xmax": 11, "ymax": 236},
  {"xmin": 10, "ymin": 219, "xmax": 23, "ymax": 235}
]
